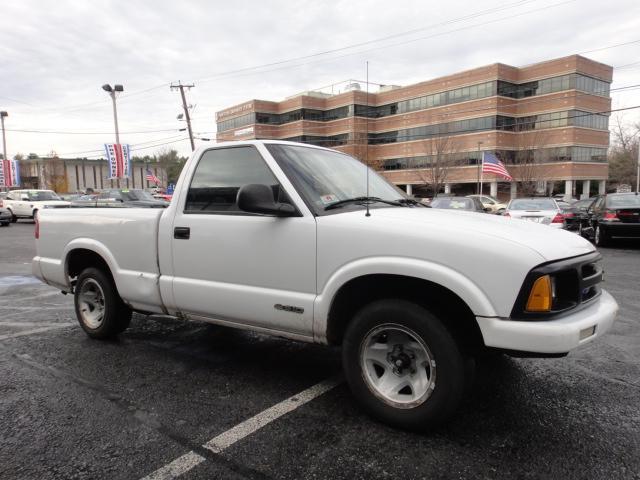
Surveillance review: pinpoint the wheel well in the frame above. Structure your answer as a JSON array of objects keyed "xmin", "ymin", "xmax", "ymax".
[
  {"xmin": 66, "ymin": 249, "xmax": 112, "ymax": 284},
  {"xmin": 326, "ymin": 274, "xmax": 485, "ymax": 354}
]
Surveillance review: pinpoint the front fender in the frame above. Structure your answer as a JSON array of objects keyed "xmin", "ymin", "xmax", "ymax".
[{"xmin": 313, "ymin": 256, "xmax": 498, "ymax": 343}]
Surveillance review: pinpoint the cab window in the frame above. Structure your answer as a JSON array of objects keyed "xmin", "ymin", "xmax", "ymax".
[{"xmin": 185, "ymin": 146, "xmax": 290, "ymax": 213}]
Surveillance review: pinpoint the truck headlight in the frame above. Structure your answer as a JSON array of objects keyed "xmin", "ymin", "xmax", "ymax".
[
  {"xmin": 526, "ymin": 275, "xmax": 552, "ymax": 312},
  {"xmin": 512, "ymin": 252, "xmax": 603, "ymax": 320}
]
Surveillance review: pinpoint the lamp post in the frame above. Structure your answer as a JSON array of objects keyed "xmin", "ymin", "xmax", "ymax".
[
  {"xmin": 102, "ymin": 84, "xmax": 124, "ymax": 187},
  {"xmin": 476, "ymin": 141, "xmax": 483, "ymax": 194},
  {"xmin": 1, "ymin": 111, "xmax": 8, "ymax": 166},
  {"xmin": 636, "ymin": 144, "xmax": 640, "ymax": 194}
]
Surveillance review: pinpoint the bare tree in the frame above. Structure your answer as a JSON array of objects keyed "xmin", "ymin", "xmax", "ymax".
[
  {"xmin": 608, "ymin": 113, "xmax": 640, "ymax": 188},
  {"xmin": 510, "ymin": 130, "xmax": 552, "ymax": 196},
  {"xmin": 41, "ymin": 154, "xmax": 68, "ymax": 192},
  {"xmin": 414, "ymin": 134, "xmax": 458, "ymax": 197}
]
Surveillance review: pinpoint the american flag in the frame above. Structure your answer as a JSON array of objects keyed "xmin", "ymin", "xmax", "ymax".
[
  {"xmin": 145, "ymin": 168, "xmax": 161, "ymax": 184},
  {"xmin": 482, "ymin": 152, "xmax": 513, "ymax": 180}
]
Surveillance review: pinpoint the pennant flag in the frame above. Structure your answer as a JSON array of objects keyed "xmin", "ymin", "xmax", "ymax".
[
  {"xmin": 0, "ymin": 159, "xmax": 20, "ymax": 187},
  {"xmin": 104, "ymin": 143, "xmax": 132, "ymax": 179},
  {"xmin": 482, "ymin": 152, "xmax": 513, "ymax": 180}
]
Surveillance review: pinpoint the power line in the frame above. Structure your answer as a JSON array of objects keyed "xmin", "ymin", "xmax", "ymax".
[
  {"xmin": 196, "ymin": 0, "xmax": 580, "ymax": 84},
  {"xmin": 4, "ymin": 127, "xmax": 183, "ymax": 135},
  {"xmin": 192, "ymin": 0, "xmax": 538, "ymax": 84}
]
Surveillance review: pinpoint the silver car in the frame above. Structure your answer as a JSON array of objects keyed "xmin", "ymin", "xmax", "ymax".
[{"xmin": 505, "ymin": 197, "xmax": 566, "ymax": 229}]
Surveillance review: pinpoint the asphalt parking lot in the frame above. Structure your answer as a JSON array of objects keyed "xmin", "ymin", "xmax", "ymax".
[{"xmin": 1, "ymin": 221, "xmax": 639, "ymax": 480}]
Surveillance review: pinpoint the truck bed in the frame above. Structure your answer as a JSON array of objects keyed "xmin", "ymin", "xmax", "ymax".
[{"xmin": 33, "ymin": 208, "xmax": 166, "ymax": 313}]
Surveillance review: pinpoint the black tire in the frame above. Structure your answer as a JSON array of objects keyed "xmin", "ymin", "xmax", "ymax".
[
  {"xmin": 342, "ymin": 299, "xmax": 467, "ymax": 431},
  {"xmin": 595, "ymin": 224, "xmax": 609, "ymax": 247},
  {"xmin": 0, "ymin": 222, "xmax": 9, "ymax": 227},
  {"xmin": 74, "ymin": 267, "xmax": 132, "ymax": 339},
  {"xmin": 8, "ymin": 210, "xmax": 17, "ymax": 223}
]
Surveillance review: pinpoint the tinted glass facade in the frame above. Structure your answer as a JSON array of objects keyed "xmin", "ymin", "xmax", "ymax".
[
  {"xmin": 382, "ymin": 146, "xmax": 608, "ymax": 171},
  {"xmin": 217, "ymin": 73, "xmax": 610, "ymax": 132}
]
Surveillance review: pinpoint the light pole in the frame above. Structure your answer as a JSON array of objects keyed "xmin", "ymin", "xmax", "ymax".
[
  {"xmin": 102, "ymin": 84, "xmax": 124, "ymax": 187},
  {"xmin": 636, "ymin": 144, "xmax": 640, "ymax": 194},
  {"xmin": 1, "ymin": 111, "xmax": 8, "ymax": 166},
  {"xmin": 476, "ymin": 141, "xmax": 483, "ymax": 194}
]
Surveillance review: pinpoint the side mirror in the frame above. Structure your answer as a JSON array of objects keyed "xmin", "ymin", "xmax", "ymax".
[
  {"xmin": 21, "ymin": 195, "xmax": 30, "ymax": 201},
  {"xmin": 237, "ymin": 184, "xmax": 296, "ymax": 216}
]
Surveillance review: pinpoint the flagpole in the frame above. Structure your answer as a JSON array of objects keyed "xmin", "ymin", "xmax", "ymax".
[{"xmin": 480, "ymin": 151, "xmax": 484, "ymax": 196}]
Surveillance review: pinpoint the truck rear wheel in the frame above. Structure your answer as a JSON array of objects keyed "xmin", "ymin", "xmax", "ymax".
[
  {"xmin": 342, "ymin": 299, "xmax": 467, "ymax": 431},
  {"xmin": 74, "ymin": 267, "xmax": 132, "ymax": 338}
]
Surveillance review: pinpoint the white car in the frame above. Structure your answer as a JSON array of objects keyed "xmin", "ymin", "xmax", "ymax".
[
  {"xmin": 32, "ymin": 140, "xmax": 617, "ymax": 430},
  {"xmin": 2, "ymin": 189, "xmax": 70, "ymax": 221},
  {"xmin": 467, "ymin": 194, "xmax": 507, "ymax": 214},
  {"xmin": 505, "ymin": 197, "xmax": 566, "ymax": 228}
]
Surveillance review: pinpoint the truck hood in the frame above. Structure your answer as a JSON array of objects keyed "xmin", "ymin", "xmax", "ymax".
[{"xmin": 332, "ymin": 207, "xmax": 595, "ymax": 262}]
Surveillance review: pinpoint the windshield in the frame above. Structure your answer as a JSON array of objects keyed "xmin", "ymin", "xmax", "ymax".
[
  {"xmin": 430, "ymin": 197, "xmax": 474, "ymax": 210},
  {"xmin": 266, "ymin": 144, "xmax": 405, "ymax": 213},
  {"xmin": 607, "ymin": 194, "xmax": 640, "ymax": 208},
  {"xmin": 509, "ymin": 198, "xmax": 557, "ymax": 210},
  {"xmin": 26, "ymin": 190, "xmax": 61, "ymax": 201},
  {"xmin": 120, "ymin": 189, "xmax": 155, "ymax": 201}
]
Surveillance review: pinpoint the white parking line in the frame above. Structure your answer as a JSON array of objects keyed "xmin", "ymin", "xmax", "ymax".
[
  {"xmin": 0, "ymin": 321, "xmax": 71, "ymax": 327},
  {"xmin": 0, "ymin": 323, "xmax": 75, "ymax": 341},
  {"xmin": 141, "ymin": 376, "xmax": 341, "ymax": 480}
]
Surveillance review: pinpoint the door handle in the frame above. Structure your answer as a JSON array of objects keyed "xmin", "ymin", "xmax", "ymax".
[{"xmin": 174, "ymin": 227, "xmax": 190, "ymax": 239}]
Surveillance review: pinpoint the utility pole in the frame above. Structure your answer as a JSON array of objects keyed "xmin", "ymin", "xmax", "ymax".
[
  {"xmin": 0, "ymin": 111, "xmax": 8, "ymax": 166},
  {"xmin": 636, "ymin": 143, "xmax": 640, "ymax": 193},
  {"xmin": 171, "ymin": 82, "xmax": 195, "ymax": 151}
]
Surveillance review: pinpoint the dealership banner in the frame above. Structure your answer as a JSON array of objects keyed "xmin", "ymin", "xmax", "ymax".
[
  {"xmin": 0, "ymin": 159, "xmax": 20, "ymax": 187},
  {"xmin": 104, "ymin": 143, "xmax": 132, "ymax": 179}
]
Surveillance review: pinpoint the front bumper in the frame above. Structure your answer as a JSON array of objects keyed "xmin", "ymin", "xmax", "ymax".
[{"xmin": 476, "ymin": 289, "xmax": 618, "ymax": 355}]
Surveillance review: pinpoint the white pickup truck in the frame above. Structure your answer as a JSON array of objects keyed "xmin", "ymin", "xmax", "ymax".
[
  {"xmin": 3, "ymin": 189, "xmax": 70, "ymax": 221},
  {"xmin": 33, "ymin": 140, "xmax": 618, "ymax": 429}
]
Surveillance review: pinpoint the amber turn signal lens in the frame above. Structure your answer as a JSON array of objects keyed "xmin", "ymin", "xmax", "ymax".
[{"xmin": 526, "ymin": 275, "xmax": 552, "ymax": 312}]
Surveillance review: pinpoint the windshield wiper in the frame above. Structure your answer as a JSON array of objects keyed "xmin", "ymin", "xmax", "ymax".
[
  {"xmin": 396, "ymin": 198, "xmax": 424, "ymax": 207},
  {"xmin": 324, "ymin": 196, "xmax": 402, "ymax": 211}
]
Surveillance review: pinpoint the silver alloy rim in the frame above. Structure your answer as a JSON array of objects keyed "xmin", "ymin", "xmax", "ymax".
[
  {"xmin": 359, "ymin": 324, "xmax": 436, "ymax": 409},
  {"xmin": 78, "ymin": 278, "xmax": 106, "ymax": 329}
]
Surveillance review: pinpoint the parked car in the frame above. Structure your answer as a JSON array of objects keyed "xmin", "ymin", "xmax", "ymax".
[
  {"xmin": 72, "ymin": 189, "xmax": 169, "ymax": 208},
  {"xmin": 0, "ymin": 207, "xmax": 12, "ymax": 226},
  {"xmin": 553, "ymin": 194, "xmax": 578, "ymax": 203},
  {"xmin": 467, "ymin": 194, "xmax": 507, "ymax": 214},
  {"xmin": 1, "ymin": 189, "xmax": 70, "ymax": 221},
  {"xmin": 588, "ymin": 192, "xmax": 640, "ymax": 247},
  {"xmin": 504, "ymin": 197, "xmax": 566, "ymax": 228},
  {"xmin": 33, "ymin": 140, "xmax": 617, "ymax": 430},
  {"xmin": 430, "ymin": 196, "xmax": 487, "ymax": 213},
  {"xmin": 561, "ymin": 197, "xmax": 597, "ymax": 235}
]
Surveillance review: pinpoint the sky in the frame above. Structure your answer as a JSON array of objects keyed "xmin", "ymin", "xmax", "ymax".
[{"xmin": 1, "ymin": 0, "xmax": 639, "ymax": 159}]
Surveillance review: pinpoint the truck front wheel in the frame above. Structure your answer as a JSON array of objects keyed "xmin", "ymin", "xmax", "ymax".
[
  {"xmin": 74, "ymin": 267, "xmax": 132, "ymax": 338},
  {"xmin": 342, "ymin": 299, "xmax": 467, "ymax": 431}
]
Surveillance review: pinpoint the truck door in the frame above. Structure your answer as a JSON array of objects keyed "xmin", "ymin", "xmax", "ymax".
[{"xmin": 168, "ymin": 145, "xmax": 317, "ymax": 338}]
